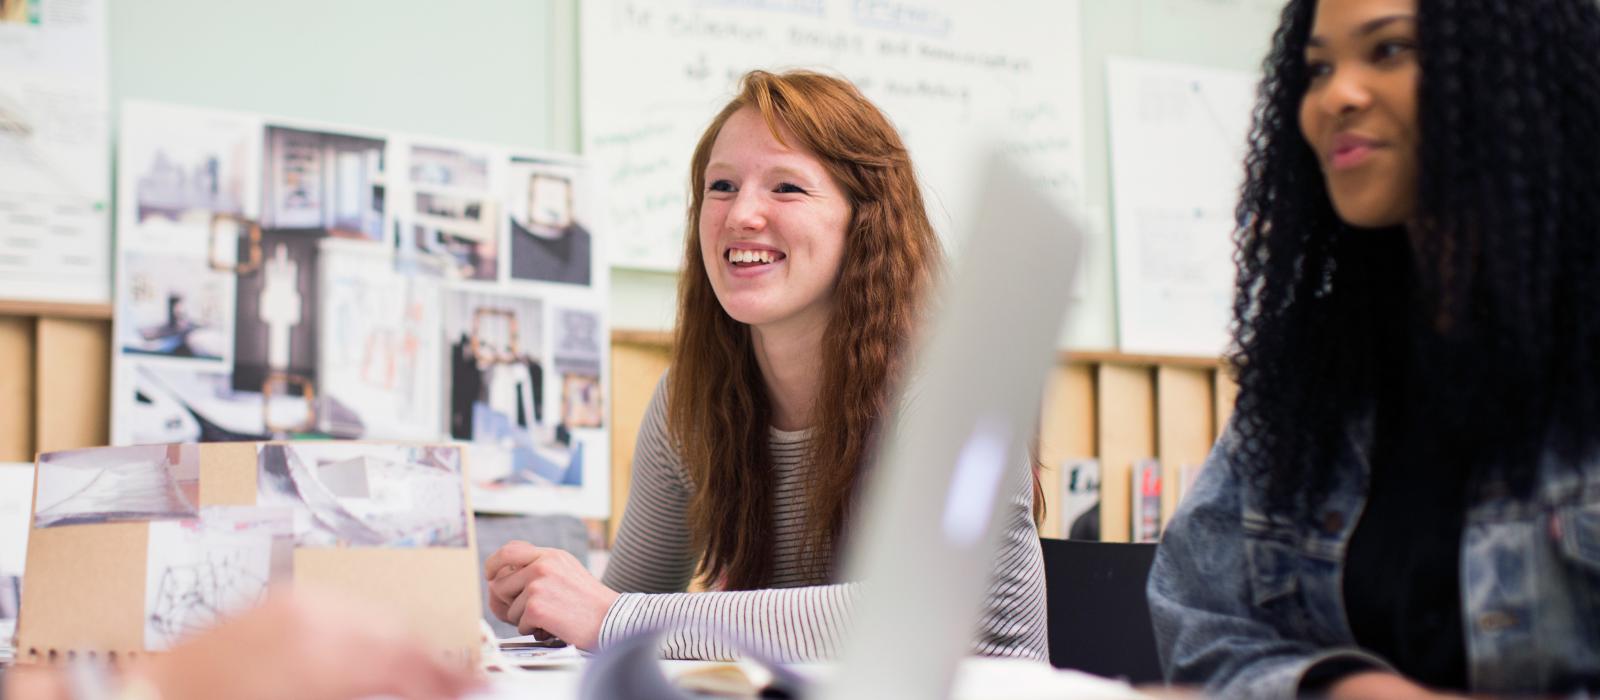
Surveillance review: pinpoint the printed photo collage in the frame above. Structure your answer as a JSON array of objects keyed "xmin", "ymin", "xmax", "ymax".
[
  {"xmin": 31, "ymin": 442, "xmax": 469, "ymax": 650},
  {"xmin": 111, "ymin": 101, "xmax": 612, "ymax": 519}
]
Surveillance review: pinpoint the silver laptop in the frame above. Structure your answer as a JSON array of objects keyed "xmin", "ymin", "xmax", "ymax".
[
  {"xmin": 819, "ymin": 150, "xmax": 1081, "ymax": 699},
  {"xmin": 581, "ymin": 150, "xmax": 1082, "ymax": 699}
]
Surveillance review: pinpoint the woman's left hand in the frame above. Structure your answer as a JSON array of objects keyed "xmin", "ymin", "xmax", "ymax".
[{"xmin": 486, "ymin": 545, "xmax": 619, "ymax": 651}]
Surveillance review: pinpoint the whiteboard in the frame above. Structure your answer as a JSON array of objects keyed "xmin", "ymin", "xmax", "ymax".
[
  {"xmin": 581, "ymin": 0, "xmax": 1085, "ymax": 272},
  {"xmin": 1107, "ymin": 57, "xmax": 1255, "ymax": 357}
]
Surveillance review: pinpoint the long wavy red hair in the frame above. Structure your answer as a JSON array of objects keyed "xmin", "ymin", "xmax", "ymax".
[{"xmin": 668, "ymin": 70, "xmax": 1035, "ymax": 590}]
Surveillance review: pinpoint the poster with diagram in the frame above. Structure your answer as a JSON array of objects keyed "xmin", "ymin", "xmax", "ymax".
[
  {"xmin": 111, "ymin": 102, "xmax": 611, "ymax": 519},
  {"xmin": 1107, "ymin": 57, "xmax": 1254, "ymax": 357},
  {"xmin": 0, "ymin": 0, "xmax": 112, "ymax": 305}
]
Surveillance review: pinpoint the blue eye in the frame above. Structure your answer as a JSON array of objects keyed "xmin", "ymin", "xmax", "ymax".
[
  {"xmin": 708, "ymin": 180, "xmax": 735, "ymax": 193},
  {"xmin": 775, "ymin": 183, "xmax": 807, "ymax": 194}
]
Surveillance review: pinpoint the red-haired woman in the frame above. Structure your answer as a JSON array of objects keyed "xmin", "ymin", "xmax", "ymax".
[{"xmin": 484, "ymin": 69, "xmax": 1047, "ymax": 661}]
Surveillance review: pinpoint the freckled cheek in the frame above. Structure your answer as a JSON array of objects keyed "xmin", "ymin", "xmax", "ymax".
[
  {"xmin": 699, "ymin": 202, "xmax": 726, "ymax": 237},
  {"xmin": 699, "ymin": 205, "xmax": 726, "ymax": 263}
]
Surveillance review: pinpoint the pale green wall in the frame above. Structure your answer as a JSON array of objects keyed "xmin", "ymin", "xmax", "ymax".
[
  {"xmin": 107, "ymin": 0, "xmax": 1286, "ymax": 349},
  {"xmin": 109, "ymin": 0, "xmax": 564, "ymax": 150},
  {"xmin": 1077, "ymin": 0, "xmax": 1283, "ymax": 349}
]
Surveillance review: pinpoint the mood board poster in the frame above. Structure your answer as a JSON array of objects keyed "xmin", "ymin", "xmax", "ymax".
[
  {"xmin": 111, "ymin": 101, "xmax": 611, "ymax": 519},
  {"xmin": 18, "ymin": 442, "xmax": 479, "ymax": 657}
]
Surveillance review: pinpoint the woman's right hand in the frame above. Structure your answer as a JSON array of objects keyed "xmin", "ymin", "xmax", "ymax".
[
  {"xmin": 484, "ymin": 539, "xmax": 539, "ymax": 624},
  {"xmin": 484, "ymin": 540, "xmax": 617, "ymax": 650}
]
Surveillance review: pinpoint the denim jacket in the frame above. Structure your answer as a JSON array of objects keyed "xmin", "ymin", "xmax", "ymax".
[{"xmin": 1147, "ymin": 418, "xmax": 1600, "ymax": 699}]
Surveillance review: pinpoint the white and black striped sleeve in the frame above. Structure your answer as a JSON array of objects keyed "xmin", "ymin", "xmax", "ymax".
[
  {"xmin": 600, "ymin": 378, "xmax": 697, "ymax": 595},
  {"xmin": 971, "ymin": 468, "xmax": 1050, "ymax": 659},
  {"xmin": 599, "ymin": 582, "xmax": 861, "ymax": 661}
]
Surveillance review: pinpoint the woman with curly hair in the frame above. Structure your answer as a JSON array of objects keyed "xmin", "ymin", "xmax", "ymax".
[
  {"xmin": 1149, "ymin": 0, "xmax": 1600, "ymax": 697},
  {"xmin": 481, "ymin": 69, "xmax": 1048, "ymax": 661}
]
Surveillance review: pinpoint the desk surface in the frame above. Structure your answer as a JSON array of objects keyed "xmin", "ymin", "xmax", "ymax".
[{"xmin": 474, "ymin": 657, "xmax": 1156, "ymax": 700}]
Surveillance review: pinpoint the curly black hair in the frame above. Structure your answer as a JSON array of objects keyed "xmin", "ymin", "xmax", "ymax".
[{"xmin": 1229, "ymin": 0, "xmax": 1600, "ymax": 516}]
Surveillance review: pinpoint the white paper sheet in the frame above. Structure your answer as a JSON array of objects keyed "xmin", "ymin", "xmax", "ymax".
[
  {"xmin": 0, "ymin": 0, "xmax": 111, "ymax": 304},
  {"xmin": 0, "ymin": 462, "xmax": 33, "ymax": 623},
  {"xmin": 143, "ymin": 506, "xmax": 291, "ymax": 650},
  {"xmin": 0, "ymin": 463, "xmax": 32, "ymax": 577},
  {"xmin": 1108, "ymin": 57, "xmax": 1256, "ymax": 357}
]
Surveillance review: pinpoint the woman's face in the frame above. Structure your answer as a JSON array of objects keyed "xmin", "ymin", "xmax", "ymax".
[
  {"xmin": 1299, "ymin": 0, "xmax": 1421, "ymax": 229},
  {"xmin": 698, "ymin": 107, "xmax": 851, "ymax": 332}
]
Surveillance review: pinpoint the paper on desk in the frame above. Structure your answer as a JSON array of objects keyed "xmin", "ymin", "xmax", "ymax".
[
  {"xmin": 498, "ymin": 631, "xmax": 567, "ymax": 648},
  {"xmin": 0, "ymin": 465, "xmax": 32, "ymax": 572},
  {"xmin": 494, "ymin": 633, "xmax": 584, "ymax": 668},
  {"xmin": 0, "ymin": 618, "xmax": 15, "ymax": 663},
  {"xmin": 0, "ymin": 464, "xmax": 32, "ymax": 622},
  {"xmin": 784, "ymin": 657, "xmax": 1152, "ymax": 700},
  {"xmin": 951, "ymin": 658, "xmax": 1153, "ymax": 700},
  {"xmin": 469, "ymin": 671, "xmax": 583, "ymax": 700},
  {"xmin": 470, "ymin": 656, "xmax": 1155, "ymax": 700}
]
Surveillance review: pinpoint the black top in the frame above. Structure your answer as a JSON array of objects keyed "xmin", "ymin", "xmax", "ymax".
[
  {"xmin": 510, "ymin": 220, "xmax": 592, "ymax": 286},
  {"xmin": 1340, "ymin": 329, "xmax": 1470, "ymax": 691}
]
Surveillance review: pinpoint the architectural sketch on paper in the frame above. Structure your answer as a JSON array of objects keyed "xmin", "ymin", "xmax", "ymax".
[
  {"xmin": 145, "ymin": 543, "xmax": 270, "ymax": 648},
  {"xmin": 143, "ymin": 507, "xmax": 288, "ymax": 650}
]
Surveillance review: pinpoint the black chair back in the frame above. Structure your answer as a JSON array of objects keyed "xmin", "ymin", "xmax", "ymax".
[{"xmin": 1040, "ymin": 537, "xmax": 1163, "ymax": 684}]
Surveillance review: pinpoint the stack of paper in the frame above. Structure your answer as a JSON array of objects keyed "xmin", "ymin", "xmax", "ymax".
[{"xmin": 0, "ymin": 618, "xmax": 13, "ymax": 662}]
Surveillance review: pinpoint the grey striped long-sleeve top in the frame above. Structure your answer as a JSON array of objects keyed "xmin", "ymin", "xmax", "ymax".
[{"xmin": 597, "ymin": 378, "xmax": 1049, "ymax": 662}]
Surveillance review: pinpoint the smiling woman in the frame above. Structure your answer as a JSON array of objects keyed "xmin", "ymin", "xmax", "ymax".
[
  {"xmin": 482, "ymin": 69, "xmax": 1049, "ymax": 662},
  {"xmin": 1148, "ymin": 0, "xmax": 1600, "ymax": 698},
  {"xmin": 696, "ymin": 105, "xmax": 851, "ymax": 341},
  {"xmin": 1297, "ymin": 0, "xmax": 1420, "ymax": 228}
]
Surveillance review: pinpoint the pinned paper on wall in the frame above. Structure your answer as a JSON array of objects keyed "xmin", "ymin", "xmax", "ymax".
[
  {"xmin": 443, "ymin": 288, "xmax": 609, "ymax": 518},
  {"xmin": 318, "ymin": 239, "xmax": 442, "ymax": 439},
  {"xmin": 507, "ymin": 156, "xmax": 595, "ymax": 287},
  {"xmin": 0, "ymin": 0, "xmax": 112, "ymax": 305},
  {"xmin": 402, "ymin": 142, "xmax": 498, "ymax": 281},
  {"xmin": 1107, "ymin": 57, "xmax": 1255, "ymax": 357}
]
